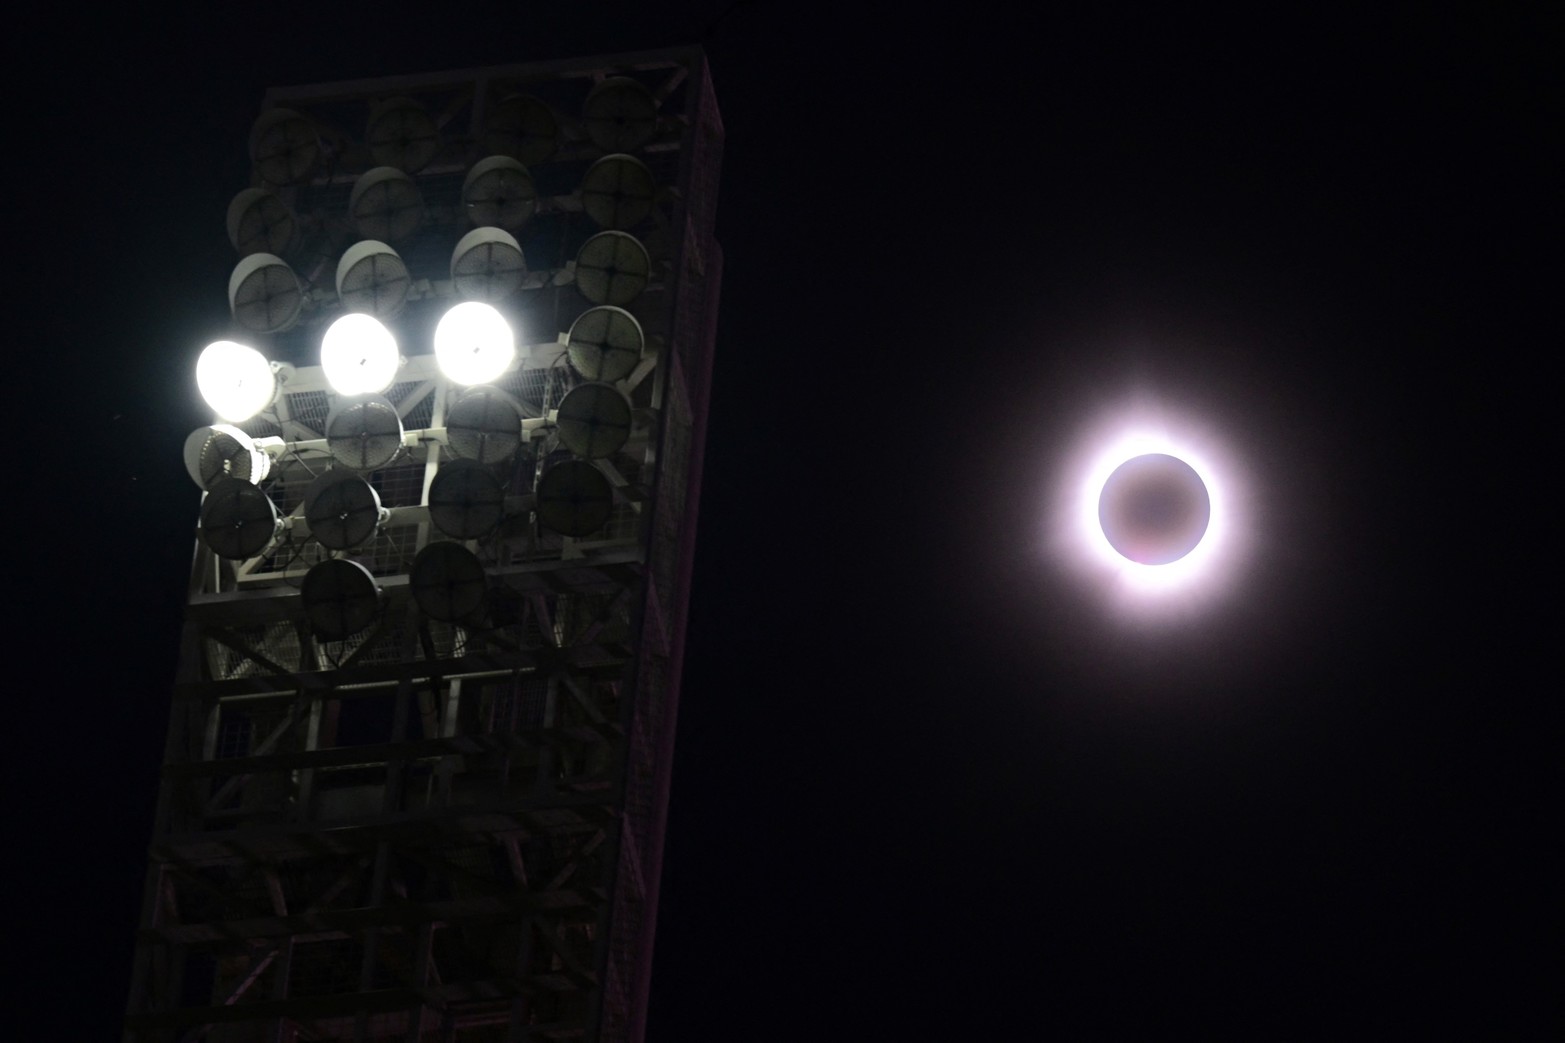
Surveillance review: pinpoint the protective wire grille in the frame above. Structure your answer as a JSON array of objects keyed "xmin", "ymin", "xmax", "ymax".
[
  {"xmin": 284, "ymin": 389, "xmax": 331, "ymax": 435},
  {"xmin": 492, "ymin": 363, "xmax": 571, "ymax": 418},
  {"xmin": 207, "ymin": 622, "xmax": 304, "ymax": 681},
  {"xmin": 387, "ymin": 379, "xmax": 436, "ymax": 430},
  {"xmin": 213, "ymin": 699, "xmax": 297, "ymax": 758},
  {"xmin": 371, "ymin": 457, "xmax": 429, "ymax": 509}
]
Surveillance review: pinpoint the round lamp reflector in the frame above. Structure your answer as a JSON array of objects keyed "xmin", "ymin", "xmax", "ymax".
[
  {"xmin": 366, "ymin": 96, "xmax": 440, "ymax": 173},
  {"xmin": 249, "ymin": 108, "xmax": 318, "ymax": 185},
  {"xmin": 186, "ymin": 424, "xmax": 271, "ymax": 489},
  {"xmin": 536, "ymin": 460, "xmax": 614, "ymax": 537},
  {"xmin": 304, "ymin": 470, "xmax": 384, "ymax": 550},
  {"xmin": 322, "ymin": 313, "xmax": 400, "ymax": 396},
  {"xmin": 428, "ymin": 461, "xmax": 506, "ymax": 539},
  {"xmin": 582, "ymin": 77, "xmax": 658, "ymax": 153},
  {"xmin": 197, "ymin": 341, "xmax": 276, "ymax": 422},
  {"xmin": 434, "ymin": 302, "xmax": 515, "ymax": 386},
  {"xmin": 301, "ymin": 559, "xmax": 381, "ymax": 641},
  {"xmin": 575, "ymin": 231, "xmax": 650, "ymax": 306},
  {"xmin": 581, "ymin": 154, "xmax": 655, "ymax": 230},
  {"xmin": 566, "ymin": 306, "xmax": 643, "ymax": 382},
  {"xmin": 462, "ymin": 155, "xmax": 537, "ymax": 231},
  {"xmin": 556, "ymin": 383, "xmax": 632, "ymax": 459},
  {"xmin": 350, "ymin": 166, "xmax": 423, "ymax": 242},
  {"xmin": 410, "ymin": 542, "xmax": 488, "ymax": 622},
  {"xmin": 325, "ymin": 396, "xmax": 404, "ymax": 471},
  {"xmin": 336, "ymin": 240, "xmax": 409, "ymax": 318},
  {"xmin": 200, "ymin": 478, "xmax": 281, "ymax": 560},
  {"xmin": 228, "ymin": 253, "xmax": 303, "ymax": 333},
  {"xmin": 446, "ymin": 385, "xmax": 524, "ymax": 464},
  {"xmin": 482, "ymin": 94, "xmax": 559, "ymax": 166},
  {"xmin": 451, "ymin": 226, "xmax": 526, "ymax": 303},
  {"xmin": 227, "ymin": 187, "xmax": 295, "ymax": 256}
]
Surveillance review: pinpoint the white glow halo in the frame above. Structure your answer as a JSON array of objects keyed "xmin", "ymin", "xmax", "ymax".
[
  {"xmin": 196, "ymin": 340, "xmax": 276, "ymax": 422},
  {"xmin": 1052, "ymin": 396, "xmax": 1252, "ymax": 612},
  {"xmin": 321, "ymin": 313, "xmax": 400, "ymax": 396},
  {"xmin": 434, "ymin": 301, "xmax": 516, "ymax": 385}
]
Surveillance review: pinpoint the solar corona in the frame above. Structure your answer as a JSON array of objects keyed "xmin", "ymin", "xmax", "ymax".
[
  {"xmin": 127, "ymin": 49, "xmax": 724, "ymax": 1043},
  {"xmin": 1055, "ymin": 398, "xmax": 1246, "ymax": 610}
]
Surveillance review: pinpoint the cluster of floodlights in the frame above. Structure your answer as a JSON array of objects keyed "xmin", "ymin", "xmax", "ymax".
[
  {"xmin": 187, "ymin": 288, "xmax": 633, "ymax": 638},
  {"xmin": 196, "ymin": 301, "xmax": 515, "ymax": 423}
]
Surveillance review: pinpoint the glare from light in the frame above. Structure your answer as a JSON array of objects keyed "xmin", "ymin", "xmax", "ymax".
[
  {"xmin": 1049, "ymin": 395, "xmax": 1250, "ymax": 616},
  {"xmin": 321, "ymin": 313, "xmax": 400, "ymax": 396},
  {"xmin": 434, "ymin": 302, "xmax": 516, "ymax": 385},
  {"xmin": 196, "ymin": 340, "xmax": 276, "ymax": 422}
]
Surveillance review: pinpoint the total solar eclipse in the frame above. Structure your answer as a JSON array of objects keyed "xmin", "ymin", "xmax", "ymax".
[{"xmin": 1097, "ymin": 453, "xmax": 1210, "ymax": 565}]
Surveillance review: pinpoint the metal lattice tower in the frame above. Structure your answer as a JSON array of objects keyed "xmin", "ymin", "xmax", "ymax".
[{"xmin": 124, "ymin": 47, "xmax": 721, "ymax": 1043}]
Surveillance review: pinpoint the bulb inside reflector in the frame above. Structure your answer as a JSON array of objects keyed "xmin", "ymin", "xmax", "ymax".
[
  {"xmin": 322, "ymin": 314, "xmax": 400, "ymax": 395},
  {"xmin": 434, "ymin": 302, "xmax": 515, "ymax": 385},
  {"xmin": 197, "ymin": 341, "xmax": 275, "ymax": 422}
]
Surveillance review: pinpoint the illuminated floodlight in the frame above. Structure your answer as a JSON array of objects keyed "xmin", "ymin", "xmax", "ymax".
[
  {"xmin": 321, "ymin": 313, "xmax": 400, "ymax": 396},
  {"xmin": 196, "ymin": 340, "xmax": 276, "ymax": 422},
  {"xmin": 434, "ymin": 302, "xmax": 515, "ymax": 385},
  {"xmin": 1097, "ymin": 453, "xmax": 1210, "ymax": 565}
]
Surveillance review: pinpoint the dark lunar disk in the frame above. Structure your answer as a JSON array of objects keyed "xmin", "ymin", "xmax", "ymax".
[{"xmin": 1098, "ymin": 453, "xmax": 1211, "ymax": 565}]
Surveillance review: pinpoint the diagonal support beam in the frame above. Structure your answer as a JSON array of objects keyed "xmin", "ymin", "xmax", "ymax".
[{"xmin": 203, "ymin": 694, "xmax": 310, "ymax": 814}]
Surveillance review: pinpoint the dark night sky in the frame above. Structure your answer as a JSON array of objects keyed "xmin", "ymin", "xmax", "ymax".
[{"xmin": 6, "ymin": 3, "xmax": 1554, "ymax": 1036}]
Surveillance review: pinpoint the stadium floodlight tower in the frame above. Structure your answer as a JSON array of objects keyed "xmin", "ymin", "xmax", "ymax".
[{"xmin": 125, "ymin": 48, "xmax": 722, "ymax": 1043}]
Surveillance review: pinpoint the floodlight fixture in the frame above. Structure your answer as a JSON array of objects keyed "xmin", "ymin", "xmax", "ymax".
[
  {"xmin": 197, "ymin": 340, "xmax": 277, "ymax": 422},
  {"xmin": 300, "ymin": 559, "xmax": 381, "ymax": 641},
  {"xmin": 446, "ymin": 385, "xmax": 525, "ymax": 464},
  {"xmin": 462, "ymin": 156, "xmax": 537, "ymax": 231},
  {"xmin": 536, "ymin": 459, "xmax": 614, "ymax": 537},
  {"xmin": 583, "ymin": 77, "xmax": 658, "ymax": 153},
  {"xmin": 324, "ymin": 395, "xmax": 404, "ymax": 471},
  {"xmin": 482, "ymin": 93, "xmax": 559, "ymax": 165},
  {"xmin": 575, "ymin": 231, "xmax": 650, "ymax": 306},
  {"xmin": 434, "ymin": 302, "xmax": 516, "ymax": 385},
  {"xmin": 581, "ymin": 154, "xmax": 655, "ymax": 230},
  {"xmin": 567, "ymin": 306, "xmax": 643, "ymax": 382},
  {"xmin": 199, "ymin": 477, "xmax": 282, "ymax": 560},
  {"xmin": 228, "ymin": 253, "xmax": 303, "ymax": 333},
  {"xmin": 321, "ymin": 313, "xmax": 401, "ymax": 396},
  {"xmin": 366, "ymin": 96, "xmax": 440, "ymax": 173},
  {"xmin": 227, "ymin": 188, "xmax": 295, "ymax": 256},
  {"xmin": 410, "ymin": 541, "xmax": 488, "ymax": 622},
  {"xmin": 184, "ymin": 424, "xmax": 273, "ymax": 489},
  {"xmin": 557, "ymin": 382, "xmax": 632, "ymax": 459},
  {"xmin": 336, "ymin": 240, "xmax": 410, "ymax": 318},
  {"xmin": 249, "ymin": 108, "xmax": 318, "ymax": 185},
  {"xmin": 451, "ymin": 227, "xmax": 526, "ymax": 302},
  {"xmin": 428, "ymin": 460, "xmax": 506, "ymax": 539},
  {"xmin": 303, "ymin": 470, "xmax": 385, "ymax": 549},
  {"xmin": 350, "ymin": 166, "xmax": 423, "ymax": 242}
]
